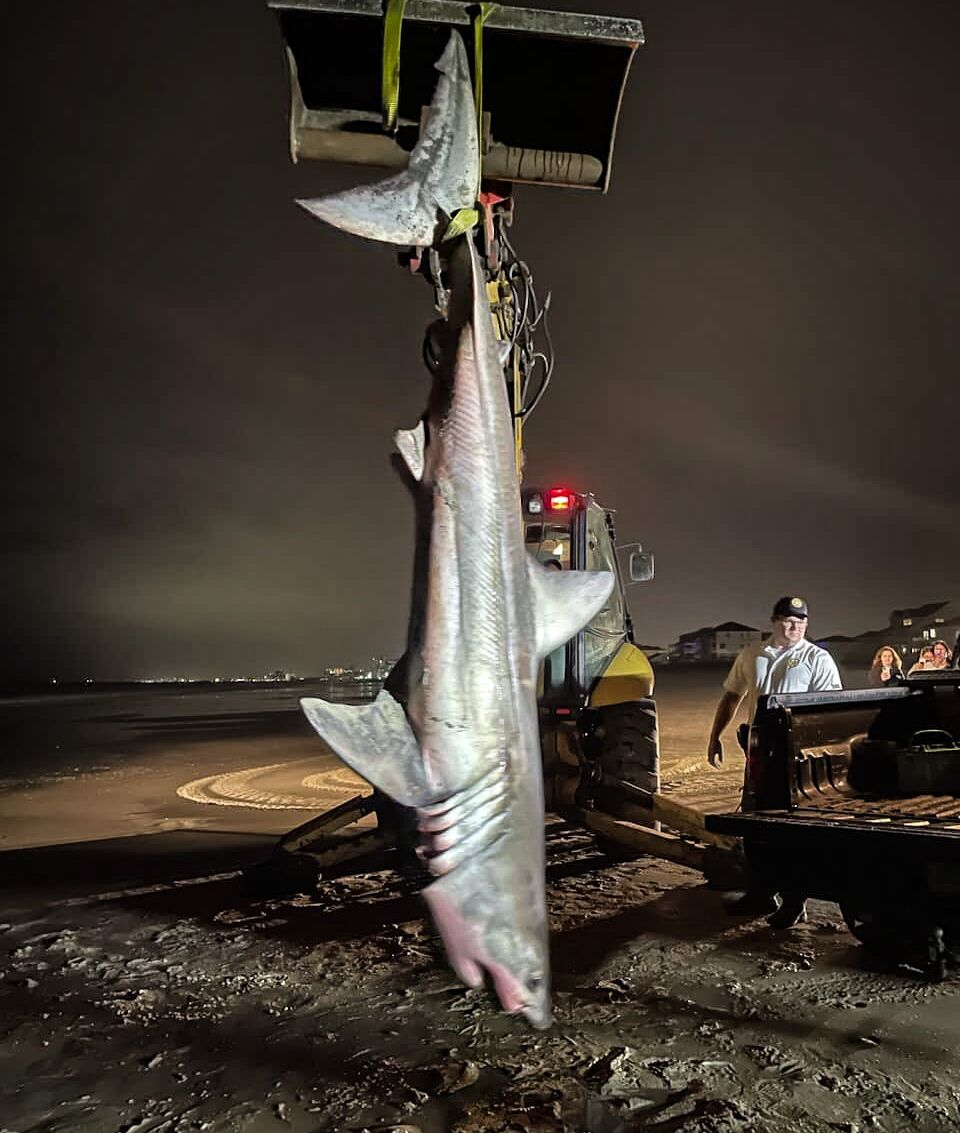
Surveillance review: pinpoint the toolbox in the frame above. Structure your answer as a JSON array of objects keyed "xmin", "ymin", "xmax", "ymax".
[{"xmin": 897, "ymin": 729, "xmax": 960, "ymax": 796}]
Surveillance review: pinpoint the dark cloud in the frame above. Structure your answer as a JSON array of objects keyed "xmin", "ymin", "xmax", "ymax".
[{"xmin": 4, "ymin": 0, "xmax": 958, "ymax": 679}]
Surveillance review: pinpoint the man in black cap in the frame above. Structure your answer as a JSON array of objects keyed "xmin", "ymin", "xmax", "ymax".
[{"xmin": 707, "ymin": 595, "xmax": 842, "ymax": 927}]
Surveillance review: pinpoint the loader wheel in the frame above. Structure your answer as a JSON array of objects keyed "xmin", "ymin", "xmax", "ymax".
[
  {"xmin": 586, "ymin": 700, "xmax": 659, "ymax": 861},
  {"xmin": 594, "ymin": 699, "xmax": 659, "ymax": 796}
]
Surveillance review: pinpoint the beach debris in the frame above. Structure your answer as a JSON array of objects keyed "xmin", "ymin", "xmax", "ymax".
[{"xmin": 439, "ymin": 1059, "xmax": 480, "ymax": 1093}]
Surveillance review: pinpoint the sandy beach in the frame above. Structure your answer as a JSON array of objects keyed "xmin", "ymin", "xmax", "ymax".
[{"xmin": 2, "ymin": 669, "xmax": 958, "ymax": 1133}]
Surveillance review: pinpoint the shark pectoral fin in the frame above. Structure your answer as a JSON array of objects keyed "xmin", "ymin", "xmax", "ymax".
[
  {"xmin": 526, "ymin": 558, "xmax": 616, "ymax": 659},
  {"xmin": 300, "ymin": 689, "xmax": 430, "ymax": 808},
  {"xmin": 394, "ymin": 420, "xmax": 426, "ymax": 481}
]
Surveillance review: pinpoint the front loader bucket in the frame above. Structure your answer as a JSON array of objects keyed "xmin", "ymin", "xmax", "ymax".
[{"xmin": 268, "ymin": 0, "xmax": 643, "ymax": 191}]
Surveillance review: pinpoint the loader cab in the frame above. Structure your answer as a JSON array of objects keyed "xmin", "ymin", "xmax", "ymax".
[{"xmin": 522, "ymin": 486, "xmax": 655, "ymax": 711}]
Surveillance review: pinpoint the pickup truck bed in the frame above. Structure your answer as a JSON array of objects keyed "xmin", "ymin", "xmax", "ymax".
[{"xmin": 705, "ymin": 673, "xmax": 960, "ymax": 977}]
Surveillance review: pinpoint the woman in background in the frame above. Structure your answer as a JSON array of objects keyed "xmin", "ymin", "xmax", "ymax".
[
  {"xmin": 908, "ymin": 646, "xmax": 936, "ymax": 675},
  {"xmin": 868, "ymin": 645, "xmax": 904, "ymax": 687},
  {"xmin": 931, "ymin": 640, "xmax": 953, "ymax": 669}
]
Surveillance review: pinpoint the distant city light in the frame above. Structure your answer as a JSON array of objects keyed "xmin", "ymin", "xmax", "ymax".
[{"xmin": 40, "ymin": 659, "xmax": 398, "ymax": 687}]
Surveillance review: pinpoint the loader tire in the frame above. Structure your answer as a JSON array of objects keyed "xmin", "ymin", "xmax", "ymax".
[{"xmin": 595, "ymin": 699, "xmax": 659, "ymax": 796}]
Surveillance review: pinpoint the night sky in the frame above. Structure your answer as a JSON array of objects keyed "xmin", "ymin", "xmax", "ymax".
[{"xmin": 5, "ymin": 0, "xmax": 959, "ymax": 682}]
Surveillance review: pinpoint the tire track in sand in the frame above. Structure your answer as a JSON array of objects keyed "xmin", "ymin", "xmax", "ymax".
[{"xmin": 177, "ymin": 763, "xmax": 368, "ymax": 811}]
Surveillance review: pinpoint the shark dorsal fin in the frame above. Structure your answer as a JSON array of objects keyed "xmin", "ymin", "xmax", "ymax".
[
  {"xmin": 526, "ymin": 556, "xmax": 616, "ymax": 659},
  {"xmin": 394, "ymin": 420, "xmax": 426, "ymax": 481},
  {"xmin": 300, "ymin": 689, "xmax": 431, "ymax": 808}
]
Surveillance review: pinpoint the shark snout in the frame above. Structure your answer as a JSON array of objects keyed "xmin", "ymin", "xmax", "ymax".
[
  {"xmin": 521, "ymin": 999, "xmax": 554, "ymax": 1031},
  {"xmin": 488, "ymin": 961, "xmax": 552, "ymax": 1030}
]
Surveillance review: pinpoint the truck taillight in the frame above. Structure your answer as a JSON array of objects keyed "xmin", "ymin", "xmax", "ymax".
[{"xmin": 546, "ymin": 488, "xmax": 571, "ymax": 511}]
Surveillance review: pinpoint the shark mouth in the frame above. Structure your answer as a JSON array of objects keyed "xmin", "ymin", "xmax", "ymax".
[{"xmin": 422, "ymin": 878, "xmax": 550, "ymax": 1028}]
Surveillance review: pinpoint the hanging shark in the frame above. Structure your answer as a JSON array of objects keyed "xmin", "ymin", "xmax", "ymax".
[
  {"xmin": 301, "ymin": 235, "xmax": 613, "ymax": 1027},
  {"xmin": 297, "ymin": 32, "xmax": 615, "ymax": 1027}
]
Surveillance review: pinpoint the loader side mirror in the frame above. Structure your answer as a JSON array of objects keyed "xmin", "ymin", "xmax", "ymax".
[{"xmin": 628, "ymin": 549, "xmax": 654, "ymax": 583}]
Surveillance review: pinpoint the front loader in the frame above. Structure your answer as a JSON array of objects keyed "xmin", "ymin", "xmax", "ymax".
[
  {"xmin": 521, "ymin": 485, "xmax": 740, "ymax": 881},
  {"xmin": 246, "ymin": 0, "xmax": 736, "ymax": 894}
]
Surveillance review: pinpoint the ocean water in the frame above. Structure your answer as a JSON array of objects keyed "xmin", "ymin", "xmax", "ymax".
[
  {"xmin": 0, "ymin": 663, "xmax": 865, "ymax": 786},
  {"xmin": 0, "ymin": 680, "xmax": 376, "ymax": 782}
]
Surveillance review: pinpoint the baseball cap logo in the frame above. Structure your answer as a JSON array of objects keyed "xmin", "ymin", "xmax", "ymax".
[{"xmin": 773, "ymin": 595, "xmax": 809, "ymax": 620}]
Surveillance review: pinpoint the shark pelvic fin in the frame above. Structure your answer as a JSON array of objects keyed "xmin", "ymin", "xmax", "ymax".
[
  {"xmin": 295, "ymin": 33, "xmax": 478, "ymax": 247},
  {"xmin": 526, "ymin": 557, "xmax": 616, "ymax": 660},
  {"xmin": 394, "ymin": 420, "xmax": 426, "ymax": 481},
  {"xmin": 300, "ymin": 689, "xmax": 431, "ymax": 808}
]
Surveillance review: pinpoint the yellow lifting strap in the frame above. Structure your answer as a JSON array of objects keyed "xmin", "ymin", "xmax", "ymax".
[
  {"xmin": 381, "ymin": 0, "xmax": 407, "ymax": 134},
  {"xmin": 472, "ymin": 3, "xmax": 497, "ymax": 136},
  {"xmin": 442, "ymin": 207, "xmax": 479, "ymax": 241},
  {"xmin": 442, "ymin": 2, "xmax": 497, "ymax": 241}
]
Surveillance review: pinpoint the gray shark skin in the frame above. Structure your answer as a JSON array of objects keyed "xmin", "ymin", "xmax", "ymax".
[
  {"xmin": 296, "ymin": 31, "xmax": 614, "ymax": 1027},
  {"xmin": 296, "ymin": 32, "xmax": 479, "ymax": 247},
  {"xmin": 301, "ymin": 238, "xmax": 614, "ymax": 1028}
]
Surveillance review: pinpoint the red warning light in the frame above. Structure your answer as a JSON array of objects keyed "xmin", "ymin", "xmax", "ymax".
[{"xmin": 545, "ymin": 488, "xmax": 572, "ymax": 511}]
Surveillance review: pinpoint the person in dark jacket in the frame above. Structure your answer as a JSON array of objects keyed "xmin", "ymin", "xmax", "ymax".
[{"xmin": 867, "ymin": 645, "xmax": 904, "ymax": 687}]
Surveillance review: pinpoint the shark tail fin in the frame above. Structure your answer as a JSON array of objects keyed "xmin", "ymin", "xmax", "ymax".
[
  {"xmin": 526, "ymin": 557, "xmax": 616, "ymax": 659},
  {"xmin": 295, "ymin": 33, "xmax": 478, "ymax": 247},
  {"xmin": 300, "ymin": 689, "xmax": 431, "ymax": 808}
]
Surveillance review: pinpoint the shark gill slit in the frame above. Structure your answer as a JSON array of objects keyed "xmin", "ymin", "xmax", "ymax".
[{"xmin": 416, "ymin": 760, "xmax": 510, "ymax": 875}]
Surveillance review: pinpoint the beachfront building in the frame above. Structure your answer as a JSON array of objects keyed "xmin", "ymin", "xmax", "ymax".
[
  {"xmin": 816, "ymin": 600, "xmax": 959, "ymax": 669},
  {"xmin": 900, "ymin": 601, "xmax": 960, "ymax": 663},
  {"xmin": 670, "ymin": 622, "xmax": 763, "ymax": 662}
]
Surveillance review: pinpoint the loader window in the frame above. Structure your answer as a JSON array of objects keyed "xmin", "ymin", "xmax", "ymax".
[
  {"xmin": 525, "ymin": 521, "xmax": 570, "ymax": 692},
  {"xmin": 525, "ymin": 522, "xmax": 571, "ymax": 570},
  {"xmin": 583, "ymin": 505, "xmax": 626, "ymax": 683}
]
